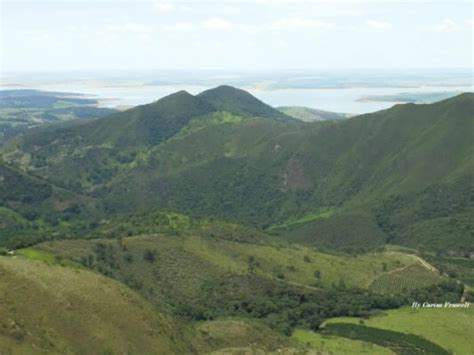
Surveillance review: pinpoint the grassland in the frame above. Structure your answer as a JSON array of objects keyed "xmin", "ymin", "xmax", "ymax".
[
  {"xmin": 292, "ymin": 329, "xmax": 393, "ymax": 354},
  {"xmin": 325, "ymin": 306, "xmax": 474, "ymax": 354},
  {"xmin": 16, "ymin": 248, "xmax": 82, "ymax": 268},
  {"xmin": 196, "ymin": 319, "xmax": 294, "ymax": 353},
  {"xmin": 321, "ymin": 323, "xmax": 449, "ymax": 355}
]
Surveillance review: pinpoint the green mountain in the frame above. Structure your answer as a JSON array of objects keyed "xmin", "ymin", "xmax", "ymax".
[
  {"xmin": 198, "ymin": 85, "xmax": 294, "ymax": 121},
  {"xmin": 2, "ymin": 90, "xmax": 473, "ymax": 255},
  {"xmin": 278, "ymin": 106, "xmax": 349, "ymax": 121},
  {"xmin": 74, "ymin": 89, "xmax": 216, "ymax": 147}
]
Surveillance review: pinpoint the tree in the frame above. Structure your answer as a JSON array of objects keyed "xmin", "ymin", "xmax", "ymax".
[{"xmin": 143, "ymin": 249, "xmax": 157, "ymax": 263}]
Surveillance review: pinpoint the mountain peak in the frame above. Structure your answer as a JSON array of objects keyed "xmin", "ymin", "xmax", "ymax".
[
  {"xmin": 198, "ymin": 85, "xmax": 293, "ymax": 121},
  {"xmin": 143, "ymin": 89, "xmax": 214, "ymax": 118},
  {"xmin": 152, "ymin": 89, "xmax": 194, "ymax": 105}
]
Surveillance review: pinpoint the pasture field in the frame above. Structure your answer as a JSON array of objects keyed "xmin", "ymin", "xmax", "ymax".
[
  {"xmin": 325, "ymin": 306, "xmax": 474, "ymax": 354},
  {"xmin": 292, "ymin": 329, "xmax": 394, "ymax": 354},
  {"xmin": 321, "ymin": 323, "xmax": 449, "ymax": 355}
]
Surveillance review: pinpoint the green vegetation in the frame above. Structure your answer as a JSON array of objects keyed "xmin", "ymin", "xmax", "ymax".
[
  {"xmin": 369, "ymin": 263, "xmax": 446, "ymax": 294},
  {"xmin": 278, "ymin": 106, "xmax": 349, "ymax": 122},
  {"xmin": 426, "ymin": 255, "xmax": 474, "ymax": 288},
  {"xmin": 35, "ymin": 233, "xmax": 431, "ymax": 291},
  {"xmin": 1, "ymin": 87, "xmax": 473, "ymax": 353},
  {"xmin": 322, "ymin": 323, "xmax": 450, "ymax": 354},
  {"xmin": 29, "ymin": 234, "xmax": 461, "ymax": 339},
  {"xmin": 292, "ymin": 329, "xmax": 393, "ymax": 354},
  {"xmin": 197, "ymin": 85, "xmax": 294, "ymax": 121},
  {"xmin": 3, "ymin": 89, "xmax": 473, "ymax": 254},
  {"xmin": 16, "ymin": 248, "xmax": 80, "ymax": 268},
  {"xmin": 268, "ymin": 208, "xmax": 337, "ymax": 232},
  {"xmin": 0, "ymin": 89, "xmax": 116, "ymax": 142},
  {"xmin": 0, "ymin": 162, "xmax": 99, "ymax": 248},
  {"xmin": 326, "ymin": 306, "xmax": 474, "ymax": 354},
  {"xmin": 196, "ymin": 319, "xmax": 293, "ymax": 353},
  {"xmin": 0, "ymin": 256, "xmax": 196, "ymax": 354}
]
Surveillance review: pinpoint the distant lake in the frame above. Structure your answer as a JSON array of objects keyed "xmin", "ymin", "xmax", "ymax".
[
  {"xmin": 2, "ymin": 82, "xmax": 473, "ymax": 114},
  {"xmin": 249, "ymin": 86, "xmax": 474, "ymax": 114}
]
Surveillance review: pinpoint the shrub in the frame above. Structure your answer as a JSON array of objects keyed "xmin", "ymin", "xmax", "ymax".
[{"xmin": 143, "ymin": 249, "xmax": 158, "ymax": 263}]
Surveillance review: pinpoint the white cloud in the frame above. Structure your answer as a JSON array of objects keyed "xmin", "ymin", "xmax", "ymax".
[
  {"xmin": 164, "ymin": 22, "xmax": 195, "ymax": 32},
  {"xmin": 152, "ymin": 2, "xmax": 192, "ymax": 14},
  {"xmin": 152, "ymin": 2, "xmax": 176, "ymax": 13},
  {"xmin": 106, "ymin": 23, "xmax": 154, "ymax": 34},
  {"xmin": 200, "ymin": 18, "xmax": 259, "ymax": 33},
  {"xmin": 365, "ymin": 19, "xmax": 393, "ymax": 30},
  {"xmin": 466, "ymin": 18, "xmax": 474, "ymax": 28},
  {"xmin": 178, "ymin": 5, "xmax": 193, "ymax": 12},
  {"xmin": 201, "ymin": 17, "xmax": 233, "ymax": 29},
  {"xmin": 431, "ymin": 18, "xmax": 460, "ymax": 32},
  {"xmin": 269, "ymin": 17, "xmax": 334, "ymax": 30}
]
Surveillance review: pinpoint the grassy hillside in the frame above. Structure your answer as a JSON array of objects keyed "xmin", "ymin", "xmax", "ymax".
[
  {"xmin": 23, "ymin": 233, "xmax": 458, "ymax": 337},
  {"xmin": 9, "ymin": 233, "xmax": 462, "ymax": 353},
  {"xmin": 0, "ymin": 256, "xmax": 195, "ymax": 354},
  {"xmin": 33, "ymin": 234, "xmax": 435, "ymax": 292},
  {"xmin": 325, "ymin": 306, "xmax": 474, "ymax": 354},
  {"xmin": 195, "ymin": 319, "xmax": 295, "ymax": 353}
]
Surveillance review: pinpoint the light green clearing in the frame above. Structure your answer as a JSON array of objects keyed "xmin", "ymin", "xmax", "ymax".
[
  {"xmin": 16, "ymin": 249, "xmax": 80, "ymax": 268},
  {"xmin": 292, "ymin": 329, "xmax": 393, "ymax": 354},
  {"xmin": 268, "ymin": 208, "xmax": 337, "ymax": 232},
  {"xmin": 325, "ymin": 306, "xmax": 474, "ymax": 355}
]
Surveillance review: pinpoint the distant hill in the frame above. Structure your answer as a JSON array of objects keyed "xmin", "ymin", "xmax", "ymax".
[
  {"xmin": 0, "ymin": 89, "xmax": 116, "ymax": 143},
  {"xmin": 278, "ymin": 106, "xmax": 349, "ymax": 122},
  {"xmin": 358, "ymin": 91, "xmax": 464, "ymax": 104}
]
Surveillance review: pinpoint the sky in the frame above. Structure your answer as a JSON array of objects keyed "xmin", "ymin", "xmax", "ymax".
[{"xmin": 1, "ymin": 0, "xmax": 473, "ymax": 73}]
